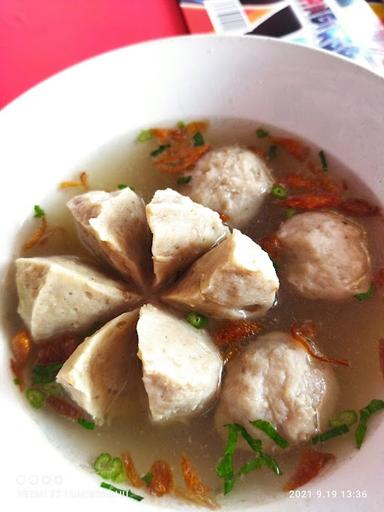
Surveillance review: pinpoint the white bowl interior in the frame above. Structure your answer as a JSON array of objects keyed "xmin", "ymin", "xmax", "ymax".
[{"xmin": 1, "ymin": 35, "xmax": 383, "ymax": 511}]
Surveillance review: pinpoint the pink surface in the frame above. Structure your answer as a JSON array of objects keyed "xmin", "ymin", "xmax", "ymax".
[{"xmin": 0, "ymin": 0, "xmax": 187, "ymax": 108}]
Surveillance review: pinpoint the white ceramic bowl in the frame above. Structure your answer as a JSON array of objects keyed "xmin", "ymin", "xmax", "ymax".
[{"xmin": 1, "ymin": 36, "xmax": 384, "ymax": 512}]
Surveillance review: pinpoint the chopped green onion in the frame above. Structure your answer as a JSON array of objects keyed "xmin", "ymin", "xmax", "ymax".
[
  {"xmin": 117, "ymin": 184, "xmax": 135, "ymax": 191},
  {"xmin": 142, "ymin": 471, "xmax": 153, "ymax": 485},
  {"xmin": 355, "ymin": 399, "xmax": 384, "ymax": 449},
  {"xmin": 271, "ymin": 185, "xmax": 288, "ymax": 200},
  {"xmin": 177, "ymin": 121, "xmax": 186, "ymax": 129},
  {"xmin": 268, "ymin": 145, "xmax": 278, "ymax": 160},
  {"xmin": 354, "ymin": 285, "xmax": 375, "ymax": 302},
  {"xmin": 32, "ymin": 363, "xmax": 63, "ymax": 384},
  {"xmin": 237, "ymin": 457, "xmax": 264, "ymax": 477},
  {"xmin": 256, "ymin": 128, "xmax": 269, "ymax": 138},
  {"xmin": 94, "ymin": 453, "xmax": 125, "ymax": 482},
  {"xmin": 312, "ymin": 424, "xmax": 349, "ymax": 445},
  {"xmin": 286, "ymin": 207, "xmax": 296, "ymax": 218},
  {"xmin": 186, "ymin": 312, "xmax": 208, "ymax": 329},
  {"xmin": 319, "ymin": 150, "xmax": 328, "ymax": 171},
  {"xmin": 78, "ymin": 418, "xmax": 96, "ymax": 430},
  {"xmin": 33, "ymin": 205, "xmax": 45, "ymax": 218},
  {"xmin": 192, "ymin": 132, "xmax": 205, "ymax": 147},
  {"xmin": 258, "ymin": 452, "xmax": 282, "ymax": 476},
  {"xmin": 250, "ymin": 419, "xmax": 289, "ymax": 449},
  {"xmin": 150, "ymin": 144, "xmax": 171, "ymax": 157},
  {"xmin": 13, "ymin": 377, "xmax": 20, "ymax": 385},
  {"xmin": 329, "ymin": 409, "xmax": 358, "ymax": 428},
  {"xmin": 233, "ymin": 423, "xmax": 262, "ymax": 454},
  {"xmin": 25, "ymin": 388, "xmax": 45, "ymax": 409},
  {"xmin": 136, "ymin": 129, "xmax": 153, "ymax": 142},
  {"xmin": 100, "ymin": 482, "xmax": 144, "ymax": 501},
  {"xmin": 216, "ymin": 424, "xmax": 239, "ymax": 495},
  {"xmin": 177, "ymin": 175, "xmax": 192, "ymax": 185}
]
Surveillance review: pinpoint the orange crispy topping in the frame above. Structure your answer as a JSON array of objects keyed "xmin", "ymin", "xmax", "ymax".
[
  {"xmin": 181, "ymin": 455, "xmax": 211, "ymax": 496},
  {"xmin": 214, "ymin": 320, "xmax": 261, "ymax": 347},
  {"xmin": 147, "ymin": 460, "xmax": 173, "ymax": 497},
  {"xmin": 178, "ymin": 455, "xmax": 219, "ymax": 509},
  {"xmin": 339, "ymin": 197, "xmax": 380, "ymax": 217},
  {"xmin": 154, "ymin": 144, "xmax": 210, "ymax": 174},
  {"xmin": 219, "ymin": 212, "xmax": 230, "ymax": 223},
  {"xmin": 284, "ymin": 448, "xmax": 335, "ymax": 491},
  {"xmin": 122, "ymin": 453, "xmax": 144, "ymax": 488},
  {"xmin": 281, "ymin": 173, "xmax": 342, "ymax": 195},
  {"xmin": 22, "ymin": 216, "xmax": 51, "ymax": 251},
  {"xmin": 11, "ymin": 329, "xmax": 32, "ymax": 366},
  {"xmin": 36, "ymin": 336, "xmax": 79, "ymax": 365},
  {"xmin": 59, "ymin": 171, "xmax": 89, "ymax": 190},
  {"xmin": 291, "ymin": 321, "xmax": 350, "ymax": 367},
  {"xmin": 79, "ymin": 171, "xmax": 89, "ymax": 190},
  {"xmin": 379, "ymin": 339, "xmax": 384, "ymax": 381},
  {"xmin": 279, "ymin": 193, "xmax": 342, "ymax": 210},
  {"xmin": 259, "ymin": 234, "xmax": 283, "ymax": 259},
  {"xmin": 46, "ymin": 396, "xmax": 81, "ymax": 420},
  {"xmin": 150, "ymin": 121, "xmax": 210, "ymax": 174},
  {"xmin": 271, "ymin": 137, "xmax": 309, "ymax": 162},
  {"xmin": 174, "ymin": 487, "xmax": 220, "ymax": 509}
]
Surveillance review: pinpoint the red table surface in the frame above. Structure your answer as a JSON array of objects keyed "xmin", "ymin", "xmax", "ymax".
[{"xmin": 0, "ymin": 0, "xmax": 187, "ymax": 108}]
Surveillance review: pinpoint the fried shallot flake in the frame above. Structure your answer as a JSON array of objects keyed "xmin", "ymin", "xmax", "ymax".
[
  {"xmin": 150, "ymin": 121, "xmax": 210, "ymax": 174},
  {"xmin": 22, "ymin": 217, "xmax": 50, "ymax": 251},
  {"xmin": 278, "ymin": 193, "xmax": 342, "ymax": 210},
  {"xmin": 59, "ymin": 171, "xmax": 89, "ymax": 190},
  {"xmin": 36, "ymin": 336, "xmax": 79, "ymax": 365},
  {"xmin": 122, "ymin": 452, "xmax": 144, "ymax": 488},
  {"xmin": 46, "ymin": 396, "xmax": 81, "ymax": 420},
  {"xmin": 284, "ymin": 448, "xmax": 335, "ymax": 491},
  {"xmin": 214, "ymin": 320, "xmax": 261, "ymax": 347},
  {"xmin": 291, "ymin": 321, "xmax": 350, "ymax": 367},
  {"xmin": 271, "ymin": 137, "xmax": 309, "ymax": 162},
  {"xmin": 11, "ymin": 329, "xmax": 32, "ymax": 365},
  {"xmin": 176, "ymin": 455, "xmax": 219, "ymax": 509},
  {"xmin": 147, "ymin": 460, "xmax": 173, "ymax": 497}
]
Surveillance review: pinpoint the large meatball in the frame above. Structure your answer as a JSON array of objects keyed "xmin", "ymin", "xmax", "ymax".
[
  {"xmin": 181, "ymin": 146, "xmax": 273, "ymax": 229},
  {"xmin": 215, "ymin": 332, "xmax": 338, "ymax": 452},
  {"xmin": 277, "ymin": 211, "xmax": 371, "ymax": 300}
]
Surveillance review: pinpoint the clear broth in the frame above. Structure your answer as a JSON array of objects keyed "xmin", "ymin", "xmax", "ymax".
[{"xmin": 6, "ymin": 118, "xmax": 384, "ymax": 507}]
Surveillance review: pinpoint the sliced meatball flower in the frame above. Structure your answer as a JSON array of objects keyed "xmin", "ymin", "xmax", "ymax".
[
  {"xmin": 277, "ymin": 211, "xmax": 371, "ymax": 300},
  {"xmin": 67, "ymin": 187, "xmax": 152, "ymax": 290},
  {"xmin": 214, "ymin": 331, "xmax": 339, "ymax": 452},
  {"xmin": 137, "ymin": 304, "xmax": 223, "ymax": 423},
  {"xmin": 146, "ymin": 188, "xmax": 229, "ymax": 286},
  {"xmin": 16, "ymin": 256, "xmax": 139, "ymax": 341},
  {"xmin": 163, "ymin": 229, "xmax": 279, "ymax": 320},
  {"xmin": 181, "ymin": 146, "xmax": 273, "ymax": 228},
  {"xmin": 57, "ymin": 310, "xmax": 139, "ymax": 425}
]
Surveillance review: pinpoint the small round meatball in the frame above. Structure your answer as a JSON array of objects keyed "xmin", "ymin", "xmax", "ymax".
[
  {"xmin": 181, "ymin": 146, "xmax": 273, "ymax": 228},
  {"xmin": 215, "ymin": 332, "xmax": 338, "ymax": 452},
  {"xmin": 277, "ymin": 211, "xmax": 371, "ymax": 300}
]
